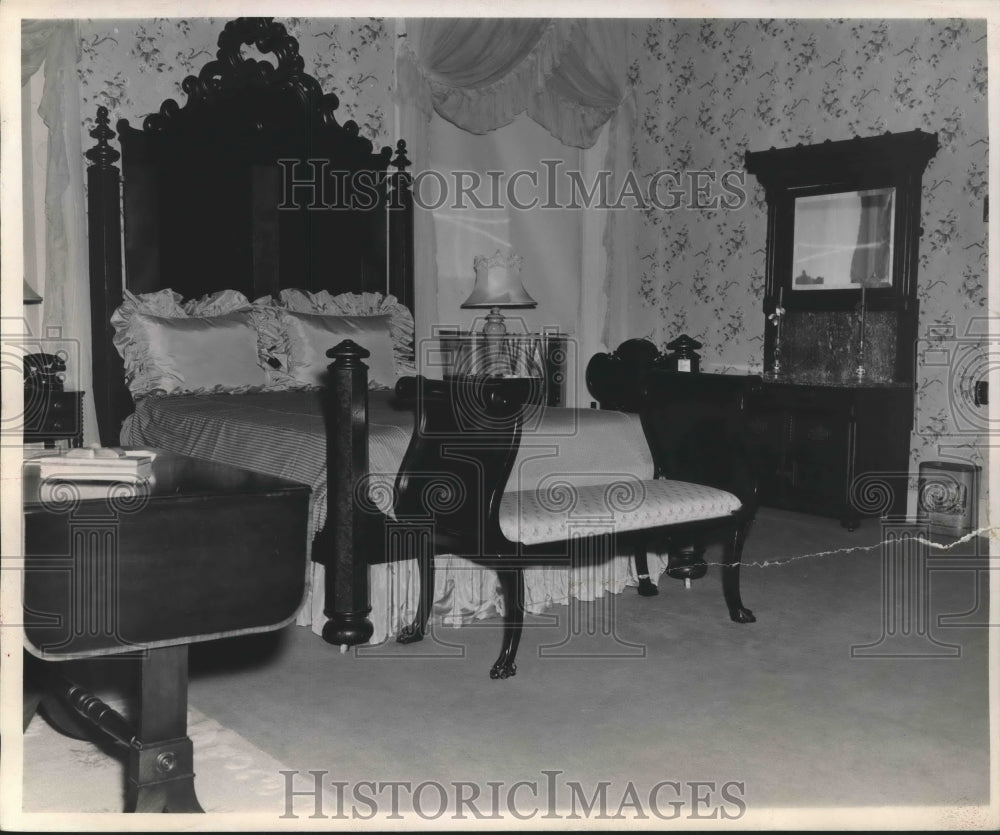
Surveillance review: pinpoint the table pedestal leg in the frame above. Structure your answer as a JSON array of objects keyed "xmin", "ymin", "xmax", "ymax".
[{"xmin": 124, "ymin": 645, "xmax": 203, "ymax": 813}]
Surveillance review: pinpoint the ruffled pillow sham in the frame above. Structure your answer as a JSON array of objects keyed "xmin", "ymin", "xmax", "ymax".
[
  {"xmin": 278, "ymin": 310, "xmax": 399, "ymax": 389},
  {"xmin": 111, "ymin": 288, "xmax": 417, "ymax": 397},
  {"xmin": 278, "ymin": 289, "xmax": 416, "ymax": 376},
  {"xmin": 112, "ymin": 289, "xmax": 276, "ymax": 398}
]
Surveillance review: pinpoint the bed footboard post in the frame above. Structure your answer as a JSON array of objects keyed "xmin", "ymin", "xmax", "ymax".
[{"xmin": 319, "ymin": 339, "xmax": 375, "ymax": 647}]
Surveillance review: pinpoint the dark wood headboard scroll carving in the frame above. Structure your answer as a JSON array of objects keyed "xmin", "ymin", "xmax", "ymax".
[{"xmin": 86, "ymin": 17, "xmax": 415, "ymax": 445}]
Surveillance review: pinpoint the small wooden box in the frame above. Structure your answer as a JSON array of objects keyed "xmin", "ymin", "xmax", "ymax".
[{"xmin": 917, "ymin": 461, "xmax": 980, "ymax": 536}]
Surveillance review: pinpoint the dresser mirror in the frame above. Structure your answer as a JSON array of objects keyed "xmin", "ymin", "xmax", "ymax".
[
  {"xmin": 746, "ymin": 130, "xmax": 938, "ymax": 383},
  {"xmin": 792, "ymin": 187, "xmax": 895, "ymax": 290}
]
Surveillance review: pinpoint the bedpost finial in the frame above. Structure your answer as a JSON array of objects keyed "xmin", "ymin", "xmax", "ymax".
[
  {"xmin": 326, "ymin": 339, "xmax": 372, "ymax": 366},
  {"xmin": 392, "ymin": 140, "xmax": 411, "ymax": 171},
  {"xmin": 86, "ymin": 106, "xmax": 120, "ymax": 168}
]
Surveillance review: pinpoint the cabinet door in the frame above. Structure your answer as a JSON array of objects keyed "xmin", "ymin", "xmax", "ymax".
[
  {"xmin": 747, "ymin": 405, "xmax": 789, "ymax": 506},
  {"xmin": 786, "ymin": 406, "xmax": 852, "ymax": 514}
]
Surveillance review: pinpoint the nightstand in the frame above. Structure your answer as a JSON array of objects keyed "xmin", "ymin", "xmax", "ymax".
[
  {"xmin": 24, "ymin": 389, "xmax": 84, "ymax": 448},
  {"xmin": 22, "ymin": 452, "xmax": 310, "ymax": 812}
]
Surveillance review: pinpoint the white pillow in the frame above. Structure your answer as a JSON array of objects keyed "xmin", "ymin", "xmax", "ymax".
[
  {"xmin": 280, "ymin": 310, "xmax": 398, "ymax": 389},
  {"xmin": 278, "ymin": 289, "xmax": 416, "ymax": 375},
  {"xmin": 128, "ymin": 311, "xmax": 267, "ymax": 395},
  {"xmin": 111, "ymin": 289, "xmax": 271, "ymax": 397}
]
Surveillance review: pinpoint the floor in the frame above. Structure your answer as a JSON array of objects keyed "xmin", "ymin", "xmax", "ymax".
[{"xmin": 21, "ymin": 508, "xmax": 992, "ymax": 824}]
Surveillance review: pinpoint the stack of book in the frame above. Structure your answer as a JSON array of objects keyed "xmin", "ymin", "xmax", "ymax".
[{"xmin": 36, "ymin": 449, "xmax": 154, "ymax": 482}]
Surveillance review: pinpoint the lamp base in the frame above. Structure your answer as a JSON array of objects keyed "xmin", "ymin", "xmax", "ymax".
[{"xmin": 482, "ymin": 307, "xmax": 507, "ymax": 337}]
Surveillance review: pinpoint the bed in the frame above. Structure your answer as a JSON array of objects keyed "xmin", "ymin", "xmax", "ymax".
[
  {"xmin": 86, "ymin": 18, "xmax": 756, "ymax": 667},
  {"xmin": 85, "ymin": 17, "xmax": 419, "ymax": 646},
  {"xmin": 85, "ymin": 17, "xmax": 666, "ymax": 649}
]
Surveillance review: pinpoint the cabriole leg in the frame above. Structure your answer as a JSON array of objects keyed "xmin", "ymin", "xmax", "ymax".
[
  {"xmin": 398, "ymin": 549, "xmax": 435, "ymax": 644},
  {"xmin": 491, "ymin": 566, "xmax": 524, "ymax": 680},
  {"xmin": 722, "ymin": 519, "xmax": 756, "ymax": 624}
]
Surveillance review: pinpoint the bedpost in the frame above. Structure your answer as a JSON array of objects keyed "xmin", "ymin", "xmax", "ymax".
[
  {"xmin": 86, "ymin": 107, "xmax": 129, "ymax": 446},
  {"xmin": 388, "ymin": 140, "xmax": 414, "ymax": 312},
  {"xmin": 319, "ymin": 339, "xmax": 375, "ymax": 648}
]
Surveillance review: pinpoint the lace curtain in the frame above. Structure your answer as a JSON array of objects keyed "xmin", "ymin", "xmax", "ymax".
[
  {"xmin": 395, "ymin": 18, "xmax": 634, "ymax": 352},
  {"xmin": 22, "ymin": 20, "xmax": 97, "ymax": 443}
]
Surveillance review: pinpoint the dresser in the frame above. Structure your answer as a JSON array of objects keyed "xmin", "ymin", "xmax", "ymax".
[
  {"xmin": 587, "ymin": 345, "xmax": 914, "ymax": 530},
  {"xmin": 740, "ymin": 132, "xmax": 936, "ymax": 529}
]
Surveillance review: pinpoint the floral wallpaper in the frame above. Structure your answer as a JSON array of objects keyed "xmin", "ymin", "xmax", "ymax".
[
  {"xmin": 77, "ymin": 17, "xmax": 394, "ymax": 149},
  {"xmin": 630, "ymin": 18, "xmax": 989, "ymax": 516}
]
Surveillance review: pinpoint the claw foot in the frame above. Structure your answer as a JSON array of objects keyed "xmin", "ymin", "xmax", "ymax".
[
  {"xmin": 489, "ymin": 660, "xmax": 517, "ymax": 679},
  {"xmin": 637, "ymin": 577, "xmax": 659, "ymax": 597},
  {"xmin": 729, "ymin": 606, "xmax": 756, "ymax": 624},
  {"xmin": 396, "ymin": 624, "xmax": 424, "ymax": 644}
]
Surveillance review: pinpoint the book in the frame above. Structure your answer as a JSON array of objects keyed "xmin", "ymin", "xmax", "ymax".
[{"xmin": 36, "ymin": 450, "xmax": 154, "ymax": 482}]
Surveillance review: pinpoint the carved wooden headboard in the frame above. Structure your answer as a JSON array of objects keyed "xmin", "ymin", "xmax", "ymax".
[{"xmin": 86, "ymin": 17, "xmax": 414, "ymax": 444}]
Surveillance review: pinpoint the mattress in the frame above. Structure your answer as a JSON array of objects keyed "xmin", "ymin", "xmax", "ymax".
[{"xmin": 121, "ymin": 390, "xmax": 670, "ymax": 643}]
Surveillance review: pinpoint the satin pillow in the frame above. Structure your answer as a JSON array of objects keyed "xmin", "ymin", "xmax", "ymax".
[
  {"xmin": 277, "ymin": 289, "xmax": 416, "ymax": 375},
  {"xmin": 280, "ymin": 310, "xmax": 398, "ymax": 389},
  {"xmin": 129, "ymin": 310, "xmax": 267, "ymax": 395}
]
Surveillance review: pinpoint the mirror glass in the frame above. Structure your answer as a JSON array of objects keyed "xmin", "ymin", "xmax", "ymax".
[{"xmin": 792, "ymin": 187, "xmax": 895, "ymax": 290}]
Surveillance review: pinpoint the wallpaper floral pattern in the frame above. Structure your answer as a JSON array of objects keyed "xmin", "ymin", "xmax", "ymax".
[
  {"xmin": 630, "ymin": 18, "xmax": 989, "ymax": 513},
  {"xmin": 77, "ymin": 17, "xmax": 394, "ymax": 149}
]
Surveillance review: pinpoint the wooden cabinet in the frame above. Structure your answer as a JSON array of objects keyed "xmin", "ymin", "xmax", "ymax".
[
  {"xmin": 748, "ymin": 382, "xmax": 913, "ymax": 528},
  {"xmin": 586, "ymin": 341, "xmax": 915, "ymax": 530},
  {"xmin": 24, "ymin": 390, "xmax": 84, "ymax": 448}
]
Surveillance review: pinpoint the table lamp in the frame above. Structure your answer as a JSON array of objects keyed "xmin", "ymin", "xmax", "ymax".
[{"xmin": 461, "ymin": 250, "xmax": 537, "ymax": 336}]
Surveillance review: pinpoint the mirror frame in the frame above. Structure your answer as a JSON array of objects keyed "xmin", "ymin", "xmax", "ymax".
[{"xmin": 745, "ymin": 130, "xmax": 938, "ymax": 383}]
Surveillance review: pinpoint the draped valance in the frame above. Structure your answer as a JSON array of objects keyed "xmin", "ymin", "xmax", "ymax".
[{"xmin": 397, "ymin": 18, "xmax": 628, "ymax": 150}]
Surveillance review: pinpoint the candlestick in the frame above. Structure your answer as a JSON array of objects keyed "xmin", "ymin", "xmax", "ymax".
[{"xmin": 856, "ymin": 285, "xmax": 867, "ymax": 380}]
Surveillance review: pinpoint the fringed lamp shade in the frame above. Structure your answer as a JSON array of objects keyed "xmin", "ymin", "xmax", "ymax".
[{"xmin": 461, "ymin": 250, "xmax": 537, "ymax": 335}]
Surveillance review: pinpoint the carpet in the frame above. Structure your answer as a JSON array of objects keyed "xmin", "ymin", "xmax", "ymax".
[{"xmin": 22, "ymin": 701, "xmax": 295, "ymax": 815}]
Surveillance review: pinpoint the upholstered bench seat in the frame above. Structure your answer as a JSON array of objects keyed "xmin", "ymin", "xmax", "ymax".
[{"xmin": 499, "ymin": 479, "xmax": 742, "ymax": 546}]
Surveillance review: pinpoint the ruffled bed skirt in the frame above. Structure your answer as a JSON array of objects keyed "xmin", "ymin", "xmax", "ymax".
[{"xmin": 299, "ymin": 551, "xmax": 671, "ymax": 644}]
